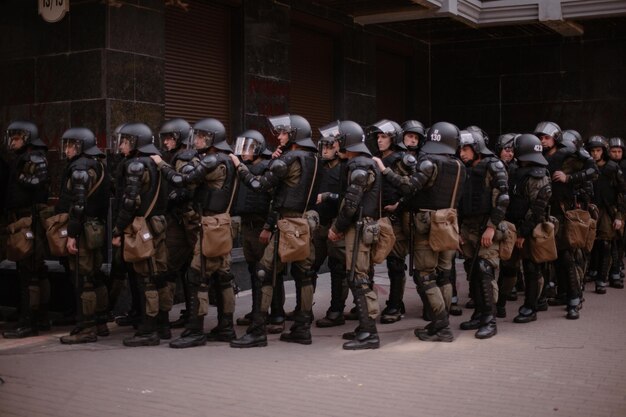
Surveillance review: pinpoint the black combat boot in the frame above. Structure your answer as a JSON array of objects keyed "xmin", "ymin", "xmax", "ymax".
[
  {"xmin": 475, "ymin": 314, "xmax": 497, "ymax": 339},
  {"xmin": 316, "ymin": 310, "xmax": 345, "ymax": 328},
  {"xmin": 206, "ymin": 313, "xmax": 237, "ymax": 342},
  {"xmin": 169, "ymin": 291, "xmax": 206, "ymax": 348},
  {"xmin": 3, "ymin": 308, "xmax": 38, "ymax": 339},
  {"xmin": 157, "ymin": 310, "xmax": 172, "ymax": 340},
  {"xmin": 280, "ymin": 311, "xmax": 312, "ymax": 345},
  {"xmin": 460, "ymin": 312, "xmax": 481, "ymax": 330},
  {"xmin": 230, "ymin": 313, "xmax": 268, "ymax": 348},
  {"xmin": 60, "ymin": 325, "xmax": 98, "ymax": 344},
  {"xmin": 342, "ymin": 288, "xmax": 379, "ymax": 350},
  {"xmin": 123, "ymin": 316, "xmax": 160, "ymax": 347},
  {"xmin": 380, "ymin": 257, "xmax": 406, "ymax": 324},
  {"xmin": 513, "ymin": 306, "xmax": 537, "ymax": 323}
]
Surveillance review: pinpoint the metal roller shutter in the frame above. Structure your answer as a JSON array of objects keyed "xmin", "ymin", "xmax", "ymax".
[
  {"xmin": 165, "ymin": 1, "xmax": 231, "ymax": 135},
  {"xmin": 290, "ymin": 26, "xmax": 334, "ymax": 140}
]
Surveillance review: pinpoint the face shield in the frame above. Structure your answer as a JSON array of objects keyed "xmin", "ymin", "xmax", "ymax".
[
  {"xmin": 268, "ymin": 115, "xmax": 293, "ymax": 137},
  {"xmin": 459, "ymin": 131, "xmax": 475, "ymax": 149},
  {"xmin": 192, "ymin": 129, "xmax": 214, "ymax": 151},
  {"xmin": 61, "ymin": 138, "xmax": 83, "ymax": 159},
  {"xmin": 5, "ymin": 129, "xmax": 29, "ymax": 151},
  {"xmin": 158, "ymin": 131, "xmax": 180, "ymax": 151},
  {"xmin": 372, "ymin": 120, "xmax": 397, "ymax": 137},
  {"xmin": 234, "ymin": 136, "xmax": 262, "ymax": 157},
  {"xmin": 116, "ymin": 133, "xmax": 137, "ymax": 155}
]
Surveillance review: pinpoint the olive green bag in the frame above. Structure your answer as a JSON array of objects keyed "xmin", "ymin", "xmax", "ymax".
[
  {"xmin": 7, "ymin": 216, "xmax": 34, "ymax": 261},
  {"xmin": 123, "ymin": 173, "xmax": 161, "ymax": 263}
]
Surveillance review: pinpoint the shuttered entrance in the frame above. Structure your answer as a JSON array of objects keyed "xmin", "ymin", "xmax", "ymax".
[
  {"xmin": 164, "ymin": 1, "xmax": 231, "ymax": 135},
  {"xmin": 290, "ymin": 26, "xmax": 334, "ymax": 140}
]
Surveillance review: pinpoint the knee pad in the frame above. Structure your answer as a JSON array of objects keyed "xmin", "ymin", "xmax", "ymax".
[
  {"xmin": 436, "ymin": 269, "xmax": 452, "ymax": 287},
  {"xmin": 477, "ymin": 258, "xmax": 495, "ymax": 280},
  {"xmin": 413, "ymin": 272, "xmax": 437, "ymax": 291},
  {"xmin": 214, "ymin": 271, "xmax": 234, "ymax": 290},
  {"xmin": 186, "ymin": 268, "xmax": 204, "ymax": 286}
]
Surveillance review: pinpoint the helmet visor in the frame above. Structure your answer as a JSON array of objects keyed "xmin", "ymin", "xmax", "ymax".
[
  {"xmin": 459, "ymin": 131, "xmax": 475, "ymax": 148},
  {"xmin": 268, "ymin": 115, "xmax": 292, "ymax": 136},
  {"xmin": 319, "ymin": 121, "xmax": 342, "ymax": 151},
  {"xmin": 158, "ymin": 131, "xmax": 180, "ymax": 150},
  {"xmin": 372, "ymin": 120, "xmax": 396, "ymax": 136},
  {"xmin": 116, "ymin": 133, "xmax": 137, "ymax": 155},
  {"xmin": 61, "ymin": 138, "xmax": 83, "ymax": 159},
  {"xmin": 192, "ymin": 129, "xmax": 214, "ymax": 150},
  {"xmin": 234, "ymin": 136, "xmax": 261, "ymax": 157}
]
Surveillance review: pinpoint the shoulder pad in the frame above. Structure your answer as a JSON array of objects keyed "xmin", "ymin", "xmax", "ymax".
[
  {"xmin": 402, "ymin": 154, "xmax": 417, "ymax": 168},
  {"xmin": 488, "ymin": 159, "xmax": 506, "ymax": 172},
  {"xmin": 418, "ymin": 158, "xmax": 435, "ymax": 176},
  {"xmin": 529, "ymin": 167, "xmax": 548, "ymax": 178},
  {"xmin": 578, "ymin": 149, "xmax": 591, "ymax": 159},
  {"xmin": 71, "ymin": 169, "xmax": 89, "ymax": 184},
  {"xmin": 29, "ymin": 154, "xmax": 46, "ymax": 164},
  {"xmin": 350, "ymin": 168, "xmax": 369, "ymax": 186},
  {"xmin": 199, "ymin": 154, "xmax": 218, "ymax": 170},
  {"xmin": 382, "ymin": 152, "xmax": 402, "ymax": 166},
  {"xmin": 279, "ymin": 153, "xmax": 297, "ymax": 165},
  {"xmin": 127, "ymin": 161, "xmax": 145, "ymax": 175},
  {"xmin": 176, "ymin": 149, "xmax": 197, "ymax": 162},
  {"xmin": 269, "ymin": 159, "xmax": 288, "ymax": 176}
]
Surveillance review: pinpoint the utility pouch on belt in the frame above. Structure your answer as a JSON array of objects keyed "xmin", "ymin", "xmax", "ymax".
[
  {"xmin": 529, "ymin": 220, "xmax": 558, "ymax": 263},
  {"xmin": 7, "ymin": 216, "xmax": 34, "ymax": 261},
  {"xmin": 43, "ymin": 213, "xmax": 69, "ymax": 257},
  {"xmin": 362, "ymin": 220, "xmax": 380, "ymax": 245},
  {"xmin": 563, "ymin": 208, "xmax": 594, "ymax": 249},
  {"xmin": 123, "ymin": 172, "xmax": 161, "ymax": 263},
  {"xmin": 201, "ymin": 213, "xmax": 233, "ymax": 258},
  {"xmin": 84, "ymin": 220, "xmax": 105, "ymax": 250},
  {"xmin": 371, "ymin": 217, "xmax": 396, "ymax": 264},
  {"xmin": 277, "ymin": 217, "xmax": 310, "ymax": 263},
  {"xmin": 498, "ymin": 220, "xmax": 517, "ymax": 261},
  {"xmin": 428, "ymin": 160, "xmax": 462, "ymax": 252}
]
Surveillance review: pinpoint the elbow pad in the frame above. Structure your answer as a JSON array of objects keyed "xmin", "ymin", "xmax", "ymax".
[{"xmin": 269, "ymin": 159, "xmax": 288, "ymax": 178}]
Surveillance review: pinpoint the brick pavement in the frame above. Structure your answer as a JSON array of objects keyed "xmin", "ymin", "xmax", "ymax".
[{"xmin": 1, "ymin": 261, "xmax": 625, "ymax": 417}]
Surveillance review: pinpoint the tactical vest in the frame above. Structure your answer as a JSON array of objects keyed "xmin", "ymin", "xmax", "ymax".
[
  {"xmin": 405, "ymin": 154, "xmax": 464, "ymax": 211},
  {"xmin": 233, "ymin": 159, "xmax": 272, "ymax": 216},
  {"xmin": 194, "ymin": 152, "xmax": 237, "ymax": 213},
  {"xmin": 459, "ymin": 158, "xmax": 493, "ymax": 218},
  {"xmin": 346, "ymin": 156, "xmax": 381, "ymax": 219},
  {"xmin": 133, "ymin": 155, "xmax": 167, "ymax": 217},
  {"xmin": 381, "ymin": 152, "xmax": 403, "ymax": 207},
  {"xmin": 167, "ymin": 148, "xmax": 198, "ymax": 210},
  {"xmin": 56, "ymin": 156, "xmax": 109, "ymax": 220},
  {"xmin": 506, "ymin": 166, "xmax": 548, "ymax": 223},
  {"xmin": 273, "ymin": 149, "xmax": 320, "ymax": 213},
  {"xmin": 314, "ymin": 159, "xmax": 342, "ymax": 226},
  {"xmin": 5, "ymin": 149, "xmax": 48, "ymax": 211},
  {"xmin": 593, "ymin": 161, "xmax": 619, "ymax": 209},
  {"xmin": 546, "ymin": 147, "xmax": 581, "ymax": 206}
]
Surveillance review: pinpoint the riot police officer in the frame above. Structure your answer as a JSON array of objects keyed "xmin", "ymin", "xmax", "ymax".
[
  {"xmin": 57, "ymin": 128, "xmax": 111, "ymax": 344},
  {"xmin": 457, "ymin": 127, "xmax": 509, "ymax": 339},
  {"xmin": 608, "ymin": 136, "xmax": 626, "ymax": 288},
  {"xmin": 370, "ymin": 119, "xmax": 410, "ymax": 324},
  {"xmin": 153, "ymin": 118, "xmax": 239, "ymax": 348},
  {"xmin": 329, "ymin": 120, "xmax": 382, "ymax": 349},
  {"xmin": 375, "ymin": 121, "xmax": 466, "ymax": 342},
  {"xmin": 401, "ymin": 120, "xmax": 426, "ymax": 156},
  {"xmin": 157, "ymin": 118, "xmax": 198, "ymax": 329},
  {"xmin": 111, "ymin": 123, "xmax": 169, "ymax": 346},
  {"xmin": 3, "ymin": 121, "xmax": 50, "ymax": 339},
  {"xmin": 231, "ymin": 130, "xmax": 273, "ymax": 326},
  {"xmin": 586, "ymin": 135, "xmax": 625, "ymax": 294},
  {"xmin": 229, "ymin": 114, "xmax": 321, "ymax": 348},
  {"xmin": 507, "ymin": 134, "xmax": 552, "ymax": 323},
  {"xmin": 537, "ymin": 121, "xmax": 598, "ymax": 319}
]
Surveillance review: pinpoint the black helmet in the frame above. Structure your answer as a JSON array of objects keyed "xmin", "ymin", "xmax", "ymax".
[
  {"xmin": 586, "ymin": 135, "xmax": 609, "ymax": 154},
  {"xmin": 193, "ymin": 118, "xmax": 231, "ymax": 153},
  {"xmin": 158, "ymin": 118, "xmax": 191, "ymax": 150},
  {"xmin": 422, "ymin": 121, "xmax": 459, "ymax": 155},
  {"xmin": 268, "ymin": 113, "xmax": 315, "ymax": 150},
  {"xmin": 61, "ymin": 127, "xmax": 103, "ymax": 158},
  {"xmin": 495, "ymin": 133, "xmax": 519, "ymax": 155},
  {"xmin": 370, "ymin": 119, "xmax": 405, "ymax": 151},
  {"xmin": 608, "ymin": 137, "xmax": 626, "ymax": 152},
  {"xmin": 339, "ymin": 120, "xmax": 370, "ymax": 156},
  {"xmin": 402, "ymin": 120, "xmax": 426, "ymax": 152},
  {"xmin": 514, "ymin": 134, "xmax": 548, "ymax": 166},
  {"xmin": 5, "ymin": 120, "xmax": 46, "ymax": 150},
  {"xmin": 234, "ymin": 129, "xmax": 266, "ymax": 157},
  {"xmin": 117, "ymin": 122, "xmax": 160, "ymax": 155},
  {"xmin": 461, "ymin": 126, "xmax": 493, "ymax": 156},
  {"xmin": 562, "ymin": 129, "xmax": 583, "ymax": 150},
  {"xmin": 534, "ymin": 121, "xmax": 562, "ymax": 143}
]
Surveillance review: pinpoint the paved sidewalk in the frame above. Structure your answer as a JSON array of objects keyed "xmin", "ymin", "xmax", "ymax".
[{"xmin": 1, "ymin": 261, "xmax": 625, "ymax": 417}]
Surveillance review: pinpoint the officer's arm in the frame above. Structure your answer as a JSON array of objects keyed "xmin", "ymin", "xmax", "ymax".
[
  {"xmin": 18, "ymin": 154, "xmax": 48, "ymax": 188},
  {"xmin": 113, "ymin": 161, "xmax": 145, "ymax": 237},
  {"xmin": 382, "ymin": 158, "xmax": 434, "ymax": 196},
  {"xmin": 521, "ymin": 177, "xmax": 552, "ymax": 238},
  {"xmin": 568, "ymin": 157, "xmax": 598, "ymax": 185},
  {"xmin": 67, "ymin": 167, "xmax": 91, "ymax": 238},
  {"xmin": 237, "ymin": 158, "xmax": 286, "ymax": 193},
  {"xmin": 333, "ymin": 168, "xmax": 370, "ymax": 233},
  {"xmin": 157, "ymin": 154, "xmax": 218, "ymax": 187},
  {"xmin": 487, "ymin": 160, "xmax": 510, "ymax": 227}
]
